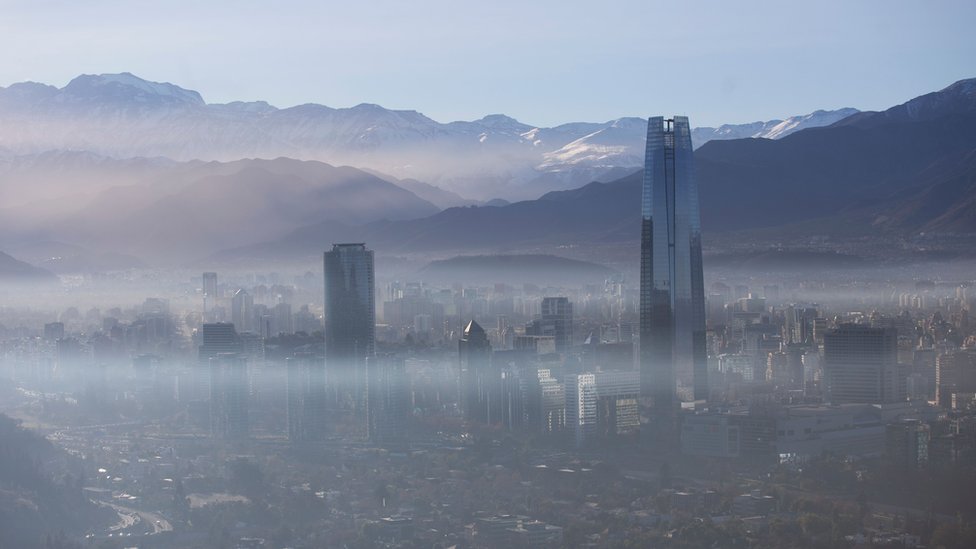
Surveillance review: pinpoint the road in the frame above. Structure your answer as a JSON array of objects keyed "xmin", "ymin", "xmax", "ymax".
[{"xmin": 93, "ymin": 499, "xmax": 173, "ymax": 537}]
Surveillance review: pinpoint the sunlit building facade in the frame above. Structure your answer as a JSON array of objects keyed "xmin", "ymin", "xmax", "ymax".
[{"xmin": 639, "ymin": 116, "xmax": 708, "ymax": 414}]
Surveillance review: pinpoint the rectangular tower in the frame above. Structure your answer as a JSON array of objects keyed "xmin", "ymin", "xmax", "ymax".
[
  {"xmin": 541, "ymin": 297, "xmax": 574, "ymax": 353},
  {"xmin": 324, "ymin": 243, "xmax": 376, "ymax": 410},
  {"xmin": 640, "ymin": 116, "xmax": 708, "ymax": 413},
  {"xmin": 824, "ymin": 324, "xmax": 902, "ymax": 404}
]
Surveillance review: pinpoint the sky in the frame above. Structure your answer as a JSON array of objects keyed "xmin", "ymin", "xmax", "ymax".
[{"xmin": 1, "ymin": 0, "xmax": 974, "ymax": 128}]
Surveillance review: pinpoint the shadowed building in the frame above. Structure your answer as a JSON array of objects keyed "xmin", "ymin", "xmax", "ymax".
[
  {"xmin": 324, "ymin": 243, "xmax": 375, "ymax": 410},
  {"xmin": 202, "ymin": 272, "xmax": 218, "ymax": 318},
  {"xmin": 936, "ymin": 350, "xmax": 976, "ymax": 409},
  {"xmin": 824, "ymin": 324, "xmax": 903, "ymax": 404},
  {"xmin": 231, "ymin": 288, "xmax": 253, "ymax": 333},
  {"xmin": 527, "ymin": 297, "xmax": 573, "ymax": 353},
  {"xmin": 459, "ymin": 320, "xmax": 498, "ymax": 424},
  {"xmin": 639, "ymin": 116, "xmax": 708, "ymax": 419}
]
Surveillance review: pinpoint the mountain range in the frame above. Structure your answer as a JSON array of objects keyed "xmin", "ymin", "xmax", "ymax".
[
  {"xmin": 213, "ymin": 77, "xmax": 976, "ymax": 265},
  {"xmin": 0, "ymin": 72, "xmax": 856, "ymax": 200},
  {"xmin": 0, "ymin": 74, "xmax": 973, "ymax": 270},
  {"xmin": 0, "ymin": 157, "xmax": 439, "ymax": 264}
]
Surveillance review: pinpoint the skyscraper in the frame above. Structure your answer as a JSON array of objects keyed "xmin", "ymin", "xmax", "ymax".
[
  {"xmin": 231, "ymin": 288, "xmax": 253, "ymax": 333},
  {"xmin": 198, "ymin": 322, "xmax": 241, "ymax": 363},
  {"xmin": 202, "ymin": 271, "xmax": 218, "ymax": 295},
  {"xmin": 324, "ymin": 243, "xmax": 375, "ymax": 409},
  {"xmin": 458, "ymin": 320, "xmax": 495, "ymax": 424},
  {"xmin": 202, "ymin": 272, "xmax": 218, "ymax": 316},
  {"xmin": 565, "ymin": 371, "xmax": 640, "ymax": 447},
  {"xmin": 824, "ymin": 324, "xmax": 904, "ymax": 404},
  {"xmin": 540, "ymin": 297, "xmax": 574, "ymax": 353},
  {"xmin": 639, "ymin": 116, "xmax": 708, "ymax": 413}
]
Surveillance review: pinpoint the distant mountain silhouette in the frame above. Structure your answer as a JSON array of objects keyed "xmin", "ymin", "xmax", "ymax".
[
  {"xmin": 695, "ymin": 77, "xmax": 976, "ymax": 232},
  {"xmin": 212, "ymin": 172, "xmax": 644, "ymax": 261},
  {"xmin": 0, "ymin": 72, "xmax": 858, "ymax": 199},
  {"xmin": 0, "ymin": 251, "xmax": 57, "ymax": 282},
  {"xmin": 214, "ymin": 78, "xmax": 976, "ymax": 263},
  {"xmin": 0, "ymin": 156, "xmax": 439, "ymax": 264}
]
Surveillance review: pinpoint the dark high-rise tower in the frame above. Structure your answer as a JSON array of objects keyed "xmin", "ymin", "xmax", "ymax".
[
  {"xmin": 824, "ymin": 324, "xmax": 903, "ymax": 404},
  {"xmin": 458, "ymin": 320, "xmax": 496, "ymax": 424},
  {"xmin": 231, "ymin": 288, "xmax": 253, "ymax": 333},
  {"xmin": 639, "ymin": 116, "xmax": 707, "ymax": 413},
  {"xmin": 541, "ymin": 297, "xmax": 574, "ymax": 353},
  {"xmin": 324, "ymin": 243, "xmax": 375, "ymax": 409},
  {"xmin": 202, "ymin": 272, "xmax": 218, "ymax": 317},
  {"xmin": 199, "ymin": 322, "xmax": 241, "ymax": 363}
]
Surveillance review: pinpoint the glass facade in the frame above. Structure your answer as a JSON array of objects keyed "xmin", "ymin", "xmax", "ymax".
[
  {"xmin": 324, "ymin": 243, "xmax": 376, "ymax": 408},
  {"xmin": 640, "ymin": 116, "xmax": 708, "ymax": 411}
]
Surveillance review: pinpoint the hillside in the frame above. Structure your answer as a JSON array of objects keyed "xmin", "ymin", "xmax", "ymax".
[
  {"xmin": 0, "ymin": 72, "xmax": 857, "ymax": 199},
  {"xmin": 212, "ymin": 78, "xmax": 976, "ymax": 263},
  {"xmin": 0, "ymin": 414, "xmax": 113, "ymax": 547},
  {"xmin": 0, "ymin": 156, "xmax": 439, "ymax": 264}
]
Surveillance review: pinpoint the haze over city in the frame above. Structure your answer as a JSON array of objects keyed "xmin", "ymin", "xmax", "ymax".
[{"xmin": 1, "ymin": 2, "xmax": 976, "ymax": 548}]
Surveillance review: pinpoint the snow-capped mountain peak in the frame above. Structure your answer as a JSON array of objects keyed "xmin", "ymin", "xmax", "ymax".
[
  {"xmin": 0, "ymin": 72, "xmax": 869, "ymax": 199},
  {"xmin": 760, "ymin": 108, "xmax": 860, "ymax": 139},
  {"xmin": 61, "ymin": 72, "xmax": 205, "ymax": 106}
]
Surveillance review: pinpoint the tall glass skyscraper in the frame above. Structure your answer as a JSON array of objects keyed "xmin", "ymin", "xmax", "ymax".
[
  {"xmin": 640, "ymin": 116, "xmax": 707, "ymax": 413},
  {"xmin": 324, "ymin": 243, "xmax": 375, "ymax": 409}
]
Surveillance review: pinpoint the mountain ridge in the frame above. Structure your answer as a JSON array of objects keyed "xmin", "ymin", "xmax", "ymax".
[
  {"xmin": 0, "ymin": 72, "xmax": 860, "ymax": 199},
  {"xmin": 210, "ymin": 77, "xmax": 976, "ymax": 264}
]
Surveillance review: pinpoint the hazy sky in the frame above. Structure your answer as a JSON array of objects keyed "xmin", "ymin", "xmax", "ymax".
[{"xmin": 1, "ymin": 0, "xmax": 974, "ymax": 127}]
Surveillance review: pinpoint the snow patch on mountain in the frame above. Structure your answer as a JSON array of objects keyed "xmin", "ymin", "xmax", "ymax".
[
  {"xmin": 0, "ymin": 72, "xmax": 865, "ymax": 199},
  {"xmin": 761, "ymin": 108, "xmax": 860, "ymax": 139}
]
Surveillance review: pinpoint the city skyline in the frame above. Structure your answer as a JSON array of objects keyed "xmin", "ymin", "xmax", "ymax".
[{"xmin": 1, "ymin": 3, "xmax": 976, "ymax": 546}]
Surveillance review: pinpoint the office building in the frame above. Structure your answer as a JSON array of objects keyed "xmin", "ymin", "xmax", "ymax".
[
  {"xmin": 639, "ymin": 116, "xmax": 708, "ymax": 414},
  {"xmin": 324, "ymin": 243, "xmax": 376, "ymax": 409},
  {"xmin": 539, "ymin": 297, "xmax": 573, "ymax": 352},
  {"xmin": 202, "ymin": 272, "xmax": 218, "ymax": 317},
  {"xmin": 43, "ymin": 322, "xmax": 64, "ymax": 341},
  {"xmin": 202, "ymin": 271, "xmax": 218, "ymax": 298},
  {"xmin": 231, "ymin": 289, "xmax": 253, "ymax": 333},
  {"xmin": 459, "ymin": 320, "xmax": 498, "ymax": 424},
  {"xmin": 935, "ymin": 349, "xmax": 976, "ymax": 408},
  {"xmin": 565, "ymin": 371, "xmax": 640, "ymax": 447},
  {"xmin": 273, "ymin": 302, "xmax": 293, "ymax": 336},
  {"xmin": 521, "ymin": 368, "xmax": 565, "ymax": 435},
  {"xmin": 886, "ymin": 419, "xmax": 930, "ymax": 469},
  {"xmin": 198, "ymin": 322, "xmax": 241, "ymax": 362},
  {"xmin": 824, "ymin": 324, "xmax": 904, "ymax": 404}
]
